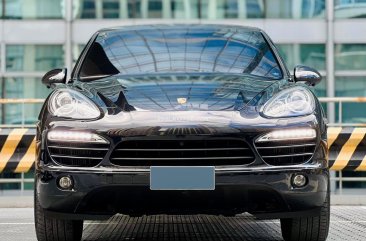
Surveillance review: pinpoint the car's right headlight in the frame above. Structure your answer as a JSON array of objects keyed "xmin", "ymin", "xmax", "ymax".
[{"xmin": 48, "ymin": 89, "xmax": 100, "ymax": 119}]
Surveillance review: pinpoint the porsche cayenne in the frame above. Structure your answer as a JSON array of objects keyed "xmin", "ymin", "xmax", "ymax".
[{"xmin": 35, "ymin": 25, "xmax": 329, "ymax": 241}]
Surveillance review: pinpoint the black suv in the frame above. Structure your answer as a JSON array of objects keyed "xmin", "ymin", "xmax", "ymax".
[{"xmin": 35, "ymin": 25, "xmax": 329, "ymax": 241}]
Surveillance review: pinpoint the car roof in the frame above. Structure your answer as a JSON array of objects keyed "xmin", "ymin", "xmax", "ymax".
[{"xmin": 98, "ymin": 24, "xmax": 263, "ymax": 34}]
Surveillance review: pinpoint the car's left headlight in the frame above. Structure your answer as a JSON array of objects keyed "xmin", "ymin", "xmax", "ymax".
[
  {"xmin": 262, "ymin": 87, "xmax": 315, "ymax": 118},
  {"xmin": 48, "ymin": 89, "xmax": 100, "ymax": 119}
]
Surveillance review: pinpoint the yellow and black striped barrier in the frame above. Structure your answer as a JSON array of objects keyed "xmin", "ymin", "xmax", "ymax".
[
  {"xmin": 0, "ymin": 127, "xmax": 366, "ymax": 173},
  {"xmin": 328, "ymin": 127, "xmax": 366, "ymax": 171},
  {"xmin": 0, "ymin": 128, "xmax": 35, "ymax": 173}
]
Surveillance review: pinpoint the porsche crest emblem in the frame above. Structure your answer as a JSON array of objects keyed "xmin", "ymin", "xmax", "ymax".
[{"xmin": 177, "ymin": 98, "xmax": 187, "ymax": 104}]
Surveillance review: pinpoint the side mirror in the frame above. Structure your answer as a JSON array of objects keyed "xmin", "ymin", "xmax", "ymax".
[
  {"xmin": 42, "ymin": 68, "xmax": 67, "ymax": 88},
  {"xmin": 293, "ymin": 65, "xmax": 322, "ymax": 86}
]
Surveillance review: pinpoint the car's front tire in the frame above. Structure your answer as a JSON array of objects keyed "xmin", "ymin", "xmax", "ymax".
[
  {"xmin": 280, "ymin": 190, "xmax": 330, "ymax": 241},
  {"xmin": 34, "ymin": 189, "xmax": 83, "ymax": 241}
]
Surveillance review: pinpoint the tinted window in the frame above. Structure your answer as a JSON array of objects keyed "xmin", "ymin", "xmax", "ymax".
[{"xmin": 79, "ymin": 26, "xmax": 282, "ymax": 80}]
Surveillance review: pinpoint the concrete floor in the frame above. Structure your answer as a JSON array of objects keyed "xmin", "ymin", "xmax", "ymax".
[{"xmin": 0, "ymin": 207, "xmax": 365, "ymax": 241}]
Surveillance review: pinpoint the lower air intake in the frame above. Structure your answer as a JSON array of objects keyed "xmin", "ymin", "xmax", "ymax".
[
  {"xmin": 48, "ymin": 141, "xmax": 109, "ymax": 167},
  {"xmin": 255, "ymin": 140, "xmax": 316, "ymax": 166}
]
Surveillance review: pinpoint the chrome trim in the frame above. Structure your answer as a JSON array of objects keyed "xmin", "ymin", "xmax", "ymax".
[
  {"xmin": 262, "ymin": 153, "xmax": 314, "ymax": 158},
  {"xmin": 113, "ymin": 147, "xmax": 249, "ymax": 152},
  {"xmin": 48, "ymin": 145, "xmax": 109, "ymax": 151},
  {"xmin": 48, "ymin": 140, "xmax": 109, "ymax": 145},
  {"xmin": 256, "ymin": 143, "xmax": 316, "ymax": 149},
  {"xmin": 42, "ymin": 163, "xmax": 323, "ymax": 173},
  {"xmin": 50, "ymin": 154, "xmax": 103, "ymax": 160},
  {"xmin": 110, "ymin": 156, "xmax": 253, "ymax": 161}
]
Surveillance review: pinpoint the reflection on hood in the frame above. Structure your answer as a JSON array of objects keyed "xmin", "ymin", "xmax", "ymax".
[{"xmin": 81, "ymin": 73, "xmax": 280, "ymax": 111}]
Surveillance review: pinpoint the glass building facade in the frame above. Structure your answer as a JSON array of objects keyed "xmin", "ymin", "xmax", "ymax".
[
  {"xmin": 73, "ymin": 0, "xmax": 326, "ymax": 19},
  {"xmin": 0, "ymin": 0, "xmax": 366, "ymax": 190},
  {"xmin": 0, "ymin": 0, "xmax": 363, "ymax": 125}
]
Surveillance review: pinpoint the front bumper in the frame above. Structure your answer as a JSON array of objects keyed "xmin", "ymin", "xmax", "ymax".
[
  {"xmin": 37, "ymin": 112, "xmax": 328, "ymax": 219},
  {"xmin": 36, "ymin": 166, "xmax": 329, "ymax": 220}
]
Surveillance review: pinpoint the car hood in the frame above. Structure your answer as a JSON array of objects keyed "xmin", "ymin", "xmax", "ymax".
[{"xmin": 76, "ymin": 73, "xmax": 285, "ymax": 112}]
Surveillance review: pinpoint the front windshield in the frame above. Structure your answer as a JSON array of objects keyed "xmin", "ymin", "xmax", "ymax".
[{"xmin": 78, "ymin": 25, "xmax": 283, "ymax": 81}]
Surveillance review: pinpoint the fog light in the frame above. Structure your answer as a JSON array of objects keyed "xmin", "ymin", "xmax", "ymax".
[
  {"xmin": 58, "ymin": 176, "xmax": 73, "ymax": 190},
  {"xmin": 292, "ymin": 174, "xmax": 307, "ymax": 188}
]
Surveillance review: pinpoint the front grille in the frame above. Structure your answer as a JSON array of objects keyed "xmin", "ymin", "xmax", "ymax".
[
  {"xmin": 255, "ymin": 140, "xmax": 316, "ymax": 166},
  {"xmin": 48, "ymin": 141, "xmax": 109, "ymax": 167},
  {"xmin": 110, "ymin": 139, "xmax": 255, "ymax": 166}
]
